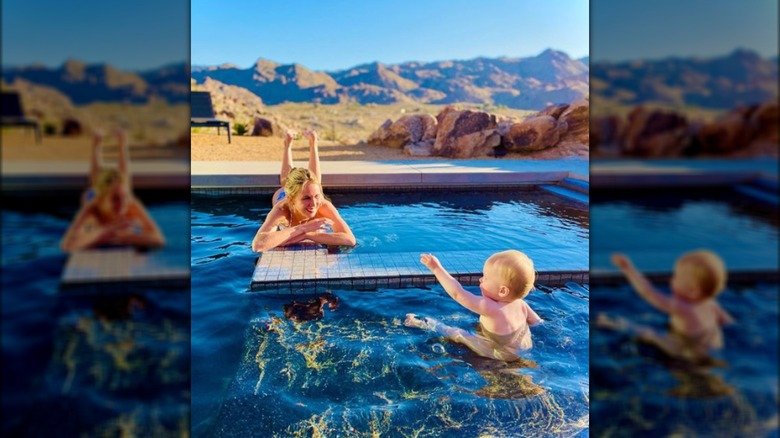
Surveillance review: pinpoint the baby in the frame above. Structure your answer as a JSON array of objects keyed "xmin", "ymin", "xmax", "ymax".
[
  {"xmin": 598, "ymin": 250, "xmax": 735, "ymax": 362},
  {"xmin": 405, "ymin": 250, "xmax": 542, "ymax": 362}
]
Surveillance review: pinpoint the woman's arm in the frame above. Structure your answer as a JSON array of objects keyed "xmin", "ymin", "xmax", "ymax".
[
  {"xmin": 251, "ymin": 204, "xmax": 331, "ymax": 252},
  {"xmin": 300, "ymin": 200, "xmax": 356, "ymax": 247},
  {"xmin": 61, "ymin": 203, "xmax": 122, "ymax": 252},
  {"xmin": 115, "ymin": 200, "xmax": 165, "ymax": 249},
  {"xmin": 420, "ymin": 254, "xmax": 498, "ymax": 317},
  {"xmin": 612, "ymin": 253, "xmax": 674, "ymax": 314}
]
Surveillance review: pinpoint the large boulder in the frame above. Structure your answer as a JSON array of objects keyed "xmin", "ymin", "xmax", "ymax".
[
  {"xmin": 622, "ymin": 107, "xmax": 690, "ymax": 157},
  {"xmin": 693, "ymin": 112, "xmax": 746, "ymax": 155},
  {"xmin": 590, "ymin": 115, "xmax": 625, "ymax": 152},
  {"xmin": 62, "ymin": 118, "xmax": 83, "ymax": 136},
  {"xmin": 404, "ymin": 139, "xmax": 435, "ymax": 157},
  {"xmin": 537, "ymin": 103, "xmax": 569, "ymax": 120},
  {"xmin": 504, "ymin": 115, "xmax": 566, "ymax": 153},
  {"xmin": 558, "ymin": 99, "xmax": 589, "ymax": 145},
  {"xmin": 252, "ymin": 117, "xmax": 274, "ymax": 137},
  {"xmin": 366, "ymin": 114, "xmax": 437, "ymax": 148},
  {"xmin": 432, "ymin": 109, "xmax": 500, "ymax": 158},
  {"xmin": 746, "ymin": 101, "xmax": 778, "ymax": 144}
]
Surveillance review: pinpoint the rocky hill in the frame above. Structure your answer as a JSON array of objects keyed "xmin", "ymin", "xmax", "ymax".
[
  {"xmin": 2, "ymin": 60, "xmax": 189, "ymax": 104},
  {"xmin": 590, "ymin": 49, "xmax": 778, "ymax": 109},
  {"xmin": 191, "ymin": 49, "xmax": 589, "ymax": 110}
]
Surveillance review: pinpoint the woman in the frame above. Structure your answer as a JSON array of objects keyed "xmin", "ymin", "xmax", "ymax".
[
  {"xmin": 61, "ymin": 130, "xmax": 165, "ymax": 252},
  {"xmin": 252, "ymin": 129, "xmax": 355, "ymax": 252}
]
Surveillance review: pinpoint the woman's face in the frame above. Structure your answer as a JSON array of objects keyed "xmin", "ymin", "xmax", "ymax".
[
  {"xmin": 291, "ymin": 182, "xmax": 323, "ymax": 220},
  {"xmin": 100, "ymin": 183, "xmax": 130, "ymax": 216}
]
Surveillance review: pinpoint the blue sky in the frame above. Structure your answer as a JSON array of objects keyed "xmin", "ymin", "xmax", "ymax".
[
  {"xmin": 191, "ymin": 0, "xmax": 590, "ymax": 71},
  {"xmin": 591, "ymin": 0, "xmax": 778, "ymax": 62},
  {"xmin": 4, "ymin": 1, "xmax": 776, "ymax": 72},
  {"xmin": 2, "ymin": 0, "xmax": 189, "ymax": 70}
]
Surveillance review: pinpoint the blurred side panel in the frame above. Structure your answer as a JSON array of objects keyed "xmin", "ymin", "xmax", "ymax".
[
  {"xmin": 590, "ymin": 1, "xmax": 778, "ymax": 437},
  {"xmin": 1, "ymin": 1, "xmax": 191, "ymax": 436}
]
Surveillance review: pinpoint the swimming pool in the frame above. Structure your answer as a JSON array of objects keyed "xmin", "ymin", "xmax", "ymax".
[
  {"xmin": 590, "ymin": 282, "xmax": 778, "ymax": 437},
  {"xmin": 1, "ymin": 190, "xmax": 190, "ymax": 436},
  {"xmin": 191, "ymin": 188, "xmax": 590, "ymax": 436}
]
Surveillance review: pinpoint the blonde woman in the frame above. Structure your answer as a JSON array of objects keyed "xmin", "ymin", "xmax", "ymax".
[
  {"xmin": 252, "ymin": 129, "xmax": 355, "ymax": 252},
  {"xmin": 61, "ymin": 130, "xmax": 165, "ymax": 252}
]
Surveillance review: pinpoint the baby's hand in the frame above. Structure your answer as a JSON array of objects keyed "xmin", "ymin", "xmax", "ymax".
[
  {"xmin": 420, "ymin": 253, "xmax": 442, "ymax": 271},
  {"xmin": 611, "ymin": 253, "xmax": 631, "ymax": 270}
]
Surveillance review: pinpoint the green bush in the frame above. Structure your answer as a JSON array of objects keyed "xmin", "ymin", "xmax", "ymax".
[{"xmin": 234, "ymin": 122, "xmax": 248, "ymax": 136}]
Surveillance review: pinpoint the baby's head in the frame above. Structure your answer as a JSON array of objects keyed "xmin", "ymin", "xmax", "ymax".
[
  {"xmin": 672, "ymin": 249, "xmax": 727, "ymax": 302},
  {"xmin": 483, "ymin": 250, "xmax": 536, "ymax": 301}
]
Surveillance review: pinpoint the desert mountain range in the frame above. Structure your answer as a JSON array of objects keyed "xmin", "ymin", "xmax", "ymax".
[
  {"xmin": 2, "ymin": 60, "xmax": 189, "ymax": 104},
  {"xmin": 3, "ymin": 49, "xmax": 776, "ymax": 112},
  {"xmin": 591, "ymin": 49, "xmax": 778, "ymax": 109},
  {"xmin": 191, "ymin": 49, "xmax": 589, "ymax": 110}
]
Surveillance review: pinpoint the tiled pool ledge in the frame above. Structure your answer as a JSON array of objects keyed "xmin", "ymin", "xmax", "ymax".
[
  {"xmin": 1, "ymin": 160, "xmax": 190, "ymax": 190},
  {"xmin": 59, "ymin": 248, "xmax": 190, "ymax": 292},
  {"xmin": 591, "ymin": 158, "xmax": 778, "ymax": 188},
  {"xmin": 250, "ymin": 246, "xmax": 588, "ymax": 293}
]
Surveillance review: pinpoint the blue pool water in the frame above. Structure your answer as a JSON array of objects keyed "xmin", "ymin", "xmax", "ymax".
[
  {"xmin": 590, "ymin": 282, "xmax": 779, "ymax": 437},
  {"xmin": 591, "ymin": 186, "xmax": 778, "ymax": 271},
  {"xmin": 1, "ymin": 190, "xmax": 190, "ymax": 436},
  {"xmin": 191, "ymin": 190, "xmax": 590, "ymax": 436},
  {"xmin": 193, "ymin": 189, "xmax": 588, "ymax": 256}
]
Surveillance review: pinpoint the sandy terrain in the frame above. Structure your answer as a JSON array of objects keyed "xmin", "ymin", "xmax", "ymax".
[
  {"xmin": 1, "ymin": 132, "xmax": 190, "ymax": 162},
  {"xmin": 191, "ymin": 133, "xmax": 589, "ymax": 162},
  {"xmin": 1, "ymin": 131, "xmax": 587, "ymax": 164}
]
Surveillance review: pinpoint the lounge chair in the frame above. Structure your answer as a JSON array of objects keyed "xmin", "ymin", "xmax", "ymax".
[
  {"xmin": 191, "ymin": 91, "xmax": 231, "ymax": 143},
  {"xmin": 1, "ymin": 91, "xmax": 41, "ymax": 143}
]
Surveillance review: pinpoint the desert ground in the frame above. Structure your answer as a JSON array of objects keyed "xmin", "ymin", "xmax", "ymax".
[
  {"xmin": 190, "ymin": 133, "xmax": 589, "ymax": 161},
  {"xmin": 2, "ymin": 102, "xmax": 588, "ymax": 163}
]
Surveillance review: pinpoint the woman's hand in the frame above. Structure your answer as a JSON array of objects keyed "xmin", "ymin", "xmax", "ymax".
[
  {"xmin": 420, "ymin": 253, "xmax": 442, "ymax": 271},
  {"xmin": 284, "ymin": 129, "xmax": 298, "ymax": 145},
  {"xmin": 303, "ymin": 129, "xmax": 317, "ymax": 144},
  {"xmin": 297, "ymin": 217, "xmax": 333, "ymax": 234}
]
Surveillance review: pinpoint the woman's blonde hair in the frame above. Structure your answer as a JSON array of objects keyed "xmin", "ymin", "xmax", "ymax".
[
  {"xmin": 487, "ymin": 250, "xmax": 536, "ymax": 300},
  {"xmin": 284, "ymin": 167, "xmax": 320, "ymax": 200},
  {"xmin": 676, "ymin": 249, "xmax": 727, "ymax": 299},
  {"xmin": 94, "ymin": 169, "xmax": 124, "ymax": 198}
]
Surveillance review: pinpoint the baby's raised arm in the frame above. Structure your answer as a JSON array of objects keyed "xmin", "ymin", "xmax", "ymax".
[
  {"xmin": 420, "ymin": 254, "xmax": 497, "ymax": 317},
  {"xmin": 612, "ymin": 253, "xmax": 674, "ymax": 314}
]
